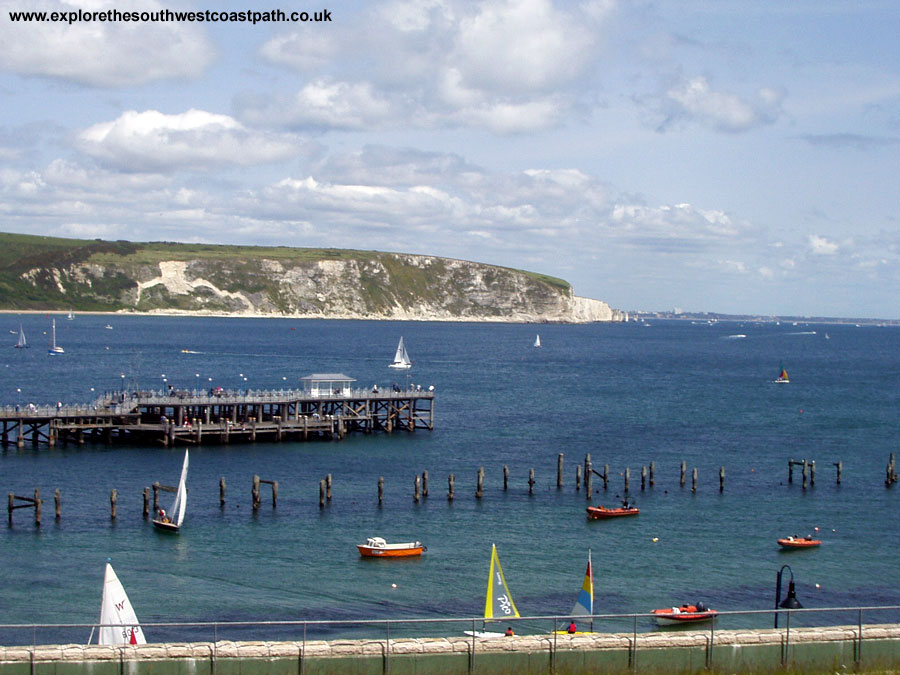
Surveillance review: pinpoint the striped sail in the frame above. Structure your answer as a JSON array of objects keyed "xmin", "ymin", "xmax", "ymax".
[
  {"xmin": 484, "ymin": 544, "xmax": 519, "ymax": 619},
  {"xmin": 571, "ymin": 549, "xmax": 593, "ymax": 616}
]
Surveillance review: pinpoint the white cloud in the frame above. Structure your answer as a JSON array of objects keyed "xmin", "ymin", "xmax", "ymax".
[
  {"xmin": 660, "ymin": 76, "xmax": 784, "ymax": 133},
  {"xmin": 0, "ymin": 0, "xmax": 215, "ymax": 87},
  {"xmin": 76, "ymin": 109, "xmax": 309, "ymax": 171},
  {"xmin": 808, "ymin": 234, "xmax": 839, "ymax": 255}
]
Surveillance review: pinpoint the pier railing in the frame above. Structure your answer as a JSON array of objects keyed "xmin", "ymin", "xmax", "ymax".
[{"xmin": 2, "ymin": 605, "xmax": 898, "ymax": 656}]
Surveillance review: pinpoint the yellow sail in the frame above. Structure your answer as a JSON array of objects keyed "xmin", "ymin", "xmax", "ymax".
[{"xmin": 484, "ymin": 544, "xmax": 519, "ymax": 619}]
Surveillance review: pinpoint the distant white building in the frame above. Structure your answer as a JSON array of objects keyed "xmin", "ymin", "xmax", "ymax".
[{"xmin": 300, "ymin": 373, "xmax": 356, "ymax": 397}]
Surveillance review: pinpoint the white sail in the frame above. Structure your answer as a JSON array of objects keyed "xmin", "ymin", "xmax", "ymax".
[
  {"xmin": 48, "ymin": 319, "xmax": 64, "ymax": 354},
  {"xmin": 15, "ymin": 324, "xmax": 26, "ymax": 348},
  {"xmin": 170, "ymin": 450, "xmax": 189, "ymax": 527},
  {"xmin": 98, "ymin": 562, "xmax": 146, "ymax": 645},
  {"xmin": 534, "ymin": 334, "xmax": 541, "ymax": 348},
  {"xmin": 388, "ymin": 337, "xmax": 412, "ymax": 369}
]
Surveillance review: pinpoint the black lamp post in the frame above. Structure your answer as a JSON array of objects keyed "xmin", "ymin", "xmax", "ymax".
[{"xmin": 775, "ymin": 564, "xmax": 802, "ymax": 628}]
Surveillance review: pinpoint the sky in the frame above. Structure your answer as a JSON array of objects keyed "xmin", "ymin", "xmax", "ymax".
[{"xmin": 1, "ymin": 0, "xmax": 898, "ymax": 318}]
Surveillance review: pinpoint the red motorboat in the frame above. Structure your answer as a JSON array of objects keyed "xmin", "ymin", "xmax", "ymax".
[
  {"xmin": 586, "ymin": 505, "xmax": 639, "ymax": 519},
  {"xmin": 652, "ymin": 603, "xmax": 717, "ymax": 625},
  {"xmin": 778, "ymin": 535, "xmax": 821, "ymax": 549}
]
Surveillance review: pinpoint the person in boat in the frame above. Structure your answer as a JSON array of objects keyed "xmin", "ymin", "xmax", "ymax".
[
  {"xmin": 157, "ymin": 508, "xmax": 169, "ymax": 524},
  {"xmin": 567, "ymin": 621, "xmax": 577, "ymax": 634},
  {"xmin": 505, "ymin": 626, "xmax": 514, "ymax": 637}
]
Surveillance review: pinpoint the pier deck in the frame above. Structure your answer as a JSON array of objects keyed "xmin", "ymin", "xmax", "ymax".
[{"xmin": 0, "ymin": 388, "xmax": 434, "ymax": 448}]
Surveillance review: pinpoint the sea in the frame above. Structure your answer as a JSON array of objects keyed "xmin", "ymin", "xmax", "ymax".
[{"xmin": 1, "ymin": 315, "xmax": 898, "ymax": 645}]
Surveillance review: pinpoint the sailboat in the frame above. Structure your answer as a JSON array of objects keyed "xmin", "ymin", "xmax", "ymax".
[
  {"xmin": 534, "ymin": 334, "xmax": 541, "ymax": 348},
  {"xmin": 388, "ymin": 336, "xmax": 412, "ymax": 370},
  {"xmin": 553, "ymin": 549, "xmax": 595, "ymax": 634},
  {"xmin": 93, "ymin": 561, "xmax": 146, "ymax": 646},
  {"xmin": 152, "ymin": 450, "xmax": 189, "ymax": 532},
  {"xmin": 66, "ymin": 309, "xmax": 74, "ymax": 321},
  {"xmin": 48, "ymin": 318, "xmax": 64, "ymax": 354},
  {"xmin": 14, "ymin": 324, "xmax": 27, "ymax": 349},
  {"xmin": 774, "ymin": 367, "xmax": 789, "ymax": 384},
  {"xmin": 463, "ymin": 544, "xmax": 519, "ymax": 638}
]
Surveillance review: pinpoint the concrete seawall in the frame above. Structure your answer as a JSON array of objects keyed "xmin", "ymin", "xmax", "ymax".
[{"xmin": 2, "ymin": 624, "xmax": 899, "ymax": 674}]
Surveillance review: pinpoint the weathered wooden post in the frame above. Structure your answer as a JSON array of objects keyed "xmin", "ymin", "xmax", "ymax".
[
  {"xmin": 788, "ymin": 458, "xmax": 794, "ymax": 484},
  {"xmin": 640, "ymin": 466, "xmax": 647, "ymax": 490},
  {"xmin": 7, "ymin": 493, "xmax": 13, "ymax": 526},
  {"xmin": 503, "ymin": 465, "xmax": 509, "ymax": 491},
  {"xmin": 252, "ymin": 475, "xmax": 261, "ymax": 510},
  {"xmin": 152, "ymin": 482, "xmax": 160, "ymax": 511},
  {"xmin": 528, "ymin": 468, "xmax": 535, "ymax": 495},
  {"xmin": 602, "ymin": 464, "xmax": 609, "ymax": 489},
  {"xmin": 649, "ymin": 461, "xmax": 656, "ymax": 487},
  {"xmin": 319, "ymin": 479, "xmax": 326, "ymax": 508},
  {"xmin": 476, "ymin": 467, "xmax": 484, "ymax": 499},
  {"xmin": 802, "ymin": 460, "xmax": 809, "ymax": 490},
  {"xmin": 557, "ymin": 454, "xmax": 564, "ymax": 489},
  {"xmin": 326, "ymin": 474, "xmax": 332, "ymax": 501},
  {"xmin": 692, "ymin": 468, "xmax": 698, "ymax": 493},
  {"xmin": 414, "ymin": 474, "xmax": 421, "ymax": 503},
  {"xmin": 834, "ymin": 461, "xmax": 842, "ymax": 485},
  {"xmin": 378, "ymin": 476, "xmax": 384, "ymax": 505},
  {"xmin": 271, "ymin": 480, "xmax": 278, "ymax": 507},
  {"xmin": 55, "ymin": 489, "xmax": 61, "ymax": 520},
  {"xmin": 719, "ymin": 466, "xmax": 725, "ymax": 492},
  {"xmin": 584, "ymin": 454, "xmax": 593, "ymax": 500},
  {"xmin": 680, "ymin": 461, "xmax": 687, "ymax": 487},
  {"xmin": 810, "ymin": 460, "xmax": 816, "ymax": 486},
  {"xmin": 109, "ymin": 489, "xmax": 117, "ymax": 520},
  {"xmin": 422, "ymin": 470, "xmax": 429, "ymax": 497},
  {"xmin": 575, "ymin": 465, "xmax": 582, "ymax": 491},
  {"xmin": 886, "ymin": 453, "xmax": 897, "ymax": 486},
  {"xmin": 448, "ymin": 473, "xmax": 454, "ymax": 501},
  {"xmin": 34, "ymin": 488, "xmax": 41, "ymax": 525},
  {"xmin": 219, "ymin": 477, "xmax": 226, "ymax": 507},
  {"xmin": 624, "ymin": 467, "xmax": 630, "ymax": 493},
  {"xmin": 142, "ymin": 487, "xmax": 149, "ymax": 518}
]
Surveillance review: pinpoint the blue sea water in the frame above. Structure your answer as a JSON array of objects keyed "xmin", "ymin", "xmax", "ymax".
[{"xmin": 1, "ymin": 315, "xmax": 898, "ymax": 645}]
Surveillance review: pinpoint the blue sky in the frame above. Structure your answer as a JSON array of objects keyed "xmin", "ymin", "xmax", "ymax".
[{"xmin": 1, "ymin": 0, "xmax": 898, "ymax": 318}]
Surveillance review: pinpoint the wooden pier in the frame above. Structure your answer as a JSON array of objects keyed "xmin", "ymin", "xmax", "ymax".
[{"xmin": 0, "ymin": 377, "xmax": 434, "ymax": 449}]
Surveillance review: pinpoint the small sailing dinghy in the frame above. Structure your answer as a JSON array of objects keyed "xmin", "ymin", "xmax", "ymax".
[
  {"xmin": 553, "ymin": 549, "xmax": 595, "ymax": 634},
  {"xmin": 774, "ymin": 367, "xmax": 789, "ymax": 383},
  {"xmin": 93, "ymin": 561, "xmax": 146, "ymax": 645},
  {"xmin": 534, "ymin": 334, "xmax": 541, "ymax": 348},
  {"xmin": 14, "ymin": 324, "xmax": 27, "ymax": 349},
  {"xmin": 67, "ymin": 309, "xmax": 74, "ymax": 321},
  {"xmin": 388, "ymin": 336, "xmax": 412, "ymax": 369},
  {"xmin": 48, "ymin": 318, "xmax": 64, "ymax": 354},
  {"xmin": 152, "ymin": 450, "xmax": 188, "ymax": 532},
  {"xmin": 464, "ymin": 543, "xmax": 519, "ymax": 638}
]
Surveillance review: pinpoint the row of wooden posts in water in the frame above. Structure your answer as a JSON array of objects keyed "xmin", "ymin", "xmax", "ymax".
[{"xmin": 8, "ymin": 452, "xmax": 897, "ymax": 525}]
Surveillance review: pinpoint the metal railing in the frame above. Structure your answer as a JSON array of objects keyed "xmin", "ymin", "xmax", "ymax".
[{"xmin": 2, "ymin": 605, "xmax": 898, "ymax": 669}]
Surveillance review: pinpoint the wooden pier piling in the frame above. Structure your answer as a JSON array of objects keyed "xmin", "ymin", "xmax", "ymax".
[
  {"xmin": 802, "ymin": 460, "xmax": 809, "ymax": 489},
  {"xmin": 887, "ymin": 453, "xmax": 897, "ymax": 486},
  {"xmin": 649, "ymin": 461, "xmax": 655, "ymax": 487},
  {"xmin": 575, "ymin": 465, "xmax": 582, "ymax": 491},
  {"xmin": 810, "ymin": 460, "xmax": 816, "ymax": 486},
  {"xmin": 110, "ymin": 489, "xmax": 117, "ymax": 520},
  {"xmin": 219, "ymin": 477, "xmax": 226, "ymax": 507},
  {"xmin": 448, "ymin": 473, "xmax": 454, "ymax": 501},
  {"xmin": 378, "ymin": 476, "xmax": 384, "ymax": 505},
  {"xmin": 584, "ymin": 454, "xmax": 593, "ymax": 500},
  {"xmin": 602, "ymin": 464, "xmax": 609, "ymax": 489},
  {"xmin": 503, "ymin": 465, "xmax": 509, "ymax": 491},
  {"xmin": 476, "ymin": 467, "xmax": 484, "ymax": 499},
  {"xmin": 319, "ymin": 479, "xmax": 325, "ymax": 508},
  {"xmin": 252, "ymin": 475, "xmax": 261, "ymax": 510},
  {"xmin": 142, "ymin": 487, "xmax": 149, "ymax": 518},
  {"xmin": 834, "ymin": 461, "xmax": 842, "ymax": 485},
  {"xmin": 719, "ymin": 466, "xmax": 725, "ymax": 492},
  {"xmin": 414, "ymin": 474, "xmax": 421, "ymax": 503},
  {"xmin": 557, "ymin": 454, "xmax": 564, "ymax": 489},
  {"xmin": 326, "ymin": 474, "xmax": 332, "ymax": 501},
  {"xmin": 640, "ymin": 466, "xmax": 646, "ymax": 490},
  {"xmin": 152, "ymin": 482, "xmax": 160, "ymax": 511},
  {"xmin": 692, "ymin": 468, "xmax": 698, "ymax": 493},
  {"xmin": 624, "ymin": 467, "xmax": 630, "ymax": 493},
  {"xmin": 54, "ymin": 489, "xmax": 60, "ymax": 520},
  {"xmin": 528, "ymin": 468, "xmax": 535, "ymax": 495},
  {"xmin": 422, "ymin": 470, "xmax": 428, "ymax": 497},
  {"xmin": 259, "ymin": 479, "xmax": 278, "ymax": 507},
  {"xmin": 680, "ymin": 461, "xmax": 687, "ymax": 487}
]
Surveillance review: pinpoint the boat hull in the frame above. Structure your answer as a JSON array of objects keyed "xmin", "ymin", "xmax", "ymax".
[
  {"xmin": 652, "ymin": 610, "xmax": 717, "ymax": 625},
  {"xmin": 778, "ymin": 538, "xmax": 820, "ymax": 548},
  {"xmin": 152, "ymin": 519, "xmax": 180, "ymax": 533},
  {"xmin": 357, "ymin": 543, "xmax": 424, "ymax": 557},
  {"xmin": 586, "ymin": 506, "xmax": 639, "ymax": 519}
]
